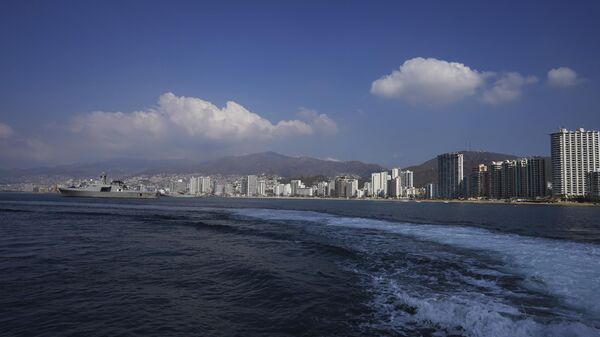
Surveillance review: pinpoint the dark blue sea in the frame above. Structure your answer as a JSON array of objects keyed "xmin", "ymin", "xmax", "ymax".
[{"xmin": 1, "ymin": 193, "xmax": 600, "ymax": 336}]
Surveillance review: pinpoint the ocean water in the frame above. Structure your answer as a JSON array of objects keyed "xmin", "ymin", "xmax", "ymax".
[{"xmin": 1, "ymin": 194, "xmax": 599, "ymax": 336}]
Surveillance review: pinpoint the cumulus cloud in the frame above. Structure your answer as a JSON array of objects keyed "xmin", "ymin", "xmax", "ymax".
[
  {"xmin": 371, "ymin": 57, "xmax": 543, "ymax": 106},
  {"xmin": 158, "ymin": 93, "xmax": 314, "ymax": 139},
  {"xmin": 370, "ymin": 57, "xmax": 485, "ymax": 105},
  {"xmin": 547, "ymin": 67, "xmax": 580, "ymax": 87},
  {"xmin": 70, "ymin": 93, "xmax": 331, "ymax": 145},
  {"xmin": 0, "ymin": 93, "xmax": 341, "ymax": 166},
  {"xmin": 0, "ymin": 122, "xmax": 14, "ymax": 138},
  {"xmin": 481, "ymin": 72, "xmax": 538, "ymax": 105},
  {"xmin": 297, "ymin": 108, "xmax": 339, "ymax": 134}
]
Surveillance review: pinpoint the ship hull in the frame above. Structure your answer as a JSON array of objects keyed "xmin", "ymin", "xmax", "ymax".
[{"xmin": 59, "ymin": 188, "xmax": 158, "ymax": 199}]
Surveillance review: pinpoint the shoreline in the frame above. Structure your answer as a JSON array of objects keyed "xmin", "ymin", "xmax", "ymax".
[
  {"xmin": 2, "ymin": 191, "xmax": 598, "ymax": 207},
  {"xmin": 212, "ymin": 195, "xmax": 600, "ymax": 207}
]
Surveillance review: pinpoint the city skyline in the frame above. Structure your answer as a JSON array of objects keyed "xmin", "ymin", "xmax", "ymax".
[
  {"xmin": 1, "ymin": 1, "xmax": 600, "ymax": 169},
  {"xmin": 3, "ymin": 127, "xmax": 598, "ymax": 200}
]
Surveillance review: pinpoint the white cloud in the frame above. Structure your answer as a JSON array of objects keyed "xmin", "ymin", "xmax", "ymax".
[
  {"xmin": 547, "ymin": 67, "xmax": 579, "ymax": 87},
  {"xmin": 0, "ymin": 93, "xmax": 341, "ymax": 166},
  {"xmin": 371, "ymin": 57, "xmax": 544, "ymax": 106},
  {"xmin": 370, "ymin": 57, "xmax": 485, "ymax": 105},
  {"xmin": 0, "ymin": 122, "xmax": 14, "ymax": 138},
  {"xmin": 70, "ymin": 93, "xmax": 329, "ymax": 145},
  {"xmin": 297, "ymin": 108, "xmax": 339, "ymax": 134},
  {"xmin": 159, "ymin": 93, "xmax": 314, "ymax": 139},
  {"xmin": 481, "ymin": 72, "xmax": 538, "ymax": 105}
]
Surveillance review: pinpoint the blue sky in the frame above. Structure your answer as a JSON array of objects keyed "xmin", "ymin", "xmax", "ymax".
[{"xmin": 0, "ymin": 0, "xmax": 599, "ymax": 168}]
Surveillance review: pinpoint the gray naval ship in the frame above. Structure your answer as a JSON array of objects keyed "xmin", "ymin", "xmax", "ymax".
[{"xmin": 58, "ymin": 172, "xmax": 158, "ymax": 199}]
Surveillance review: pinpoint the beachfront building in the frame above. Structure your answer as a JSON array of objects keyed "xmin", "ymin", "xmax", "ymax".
[
  {"xmin": 468, "ymin": 164, "xmax": 489, "ymax": 198},
  {"xmin": 587, "ymin": 170, "xmax": 600, "ymax": 198},
  {"xmin": 371, "ymin": 171, "xmax": 389, "ymax": 198},
  {"xmin": 437, "ymin": 152, "xmax": 464, "ymax": 199},
  {"xmin": 242, "ymin": 175, "xmax": 258, "ymax": 196},
  {"xmin": 290, "ymin": 180, "xmax": 304, "ymax": 196},
  {"xmin": 425, "ymin": 183, "xmax": 437, "ymax": 199},
  {"xmin": 257, "ymin": 180, "xmax": 267, "ymax": 196},
  {"xmin": 316, "ymin": 181, "xmax": 328, "ymax": 197},
  {"xmin": 527, "ymin": 156, "xmax": 547, "ymax": 198},
  {"xmin": 296, "ymin": 187, "xmax": 314, "ymax": 197},
  {"xmin": 335, "ymin": 176, "xmax": 357, "ymax": 198},
  {"xmin": 388, "ymin": 176, "xmax": 402, "ymax": 198},
  {"xmin": 485, "ymin": 158, "xmax": 547, "ymax": 200},
  {"xmin": 551, "ymin": 128, "xmax": 600, "ymax": 197},
  {"xmin": 400, "ymin": 170, "xmax": 414, "ymax": 189}
]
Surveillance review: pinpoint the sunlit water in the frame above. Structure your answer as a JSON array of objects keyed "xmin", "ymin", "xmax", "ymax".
[{"xmin": 1, "ymin": 194, "xmax": 599, "ymax": 336}]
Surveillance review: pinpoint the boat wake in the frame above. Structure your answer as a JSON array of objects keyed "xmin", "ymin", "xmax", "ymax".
[{"xmin": 231, "ymin": 208, "xmax": 600, "ymax": 336}]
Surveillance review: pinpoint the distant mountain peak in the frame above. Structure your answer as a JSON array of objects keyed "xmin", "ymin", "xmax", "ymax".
[{"xmin": 193, "ymin": 152, "xmax": 384, "ymax": 177}]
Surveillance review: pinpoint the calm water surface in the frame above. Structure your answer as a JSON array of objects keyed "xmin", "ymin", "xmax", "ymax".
[{"xmin": 1, "ymin": 193, "xmax": 599, "ymax": 336}]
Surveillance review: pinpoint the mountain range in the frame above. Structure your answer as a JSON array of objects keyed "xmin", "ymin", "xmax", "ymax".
[
  {"xmin": 0, "ymin": 151, "xmax": 549, "ymax": 186},
  {"xmin": 0, "ymin": 152, "xmax": 385, "ymax": 183}
]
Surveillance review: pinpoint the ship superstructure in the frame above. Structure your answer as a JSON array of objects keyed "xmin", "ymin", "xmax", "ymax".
[{"xmin": 59, "ymin": 172, "xmax": 158, "ymax": 199}]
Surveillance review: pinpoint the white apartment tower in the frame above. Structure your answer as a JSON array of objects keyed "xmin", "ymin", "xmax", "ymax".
[
  {"xmin": 200, "ymin": 176, "xmax": 211, "ymax": 194},
  {"xmin": 257, "ymin": 180, "xmax": 267, "ymax": 196},
  {"xmin": 189, "ymin": 177, "xmax": 200, "ymax": 195},
  {"xmin": 370, "ymin": 171, "xmax": 389, "ymax": 197},
  {"xmin": 551, "ymin": 128, "xmax": 600, "ymax": 197}
]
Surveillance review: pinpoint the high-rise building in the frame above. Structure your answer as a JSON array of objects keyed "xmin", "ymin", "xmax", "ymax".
[
  {"xmin": 189, "ymin": 177, "xmax": 200, "ymax": 195},
  {"xmin": 437, "ymin": 152, "xmax": 464, "ymax": 199},
  {"xmin": 468, "ymin": 164, "xmax": 489, "ymax": 198},
  {"xmin": 316, "ymin": 182, "xmax": 328, "ymax": 197},
  {"xmin": 488, "ymin": 158, "xmax": 547, "ymax": 200},
  {"xmin": 333, "ymin": 176, "xmax": 357, "ymax": 198},
  {"xmin": 371, "ymin": 171, "xmax": 389, "ymax": 198},
  {"xmin": 242, "ymin": 175, "xmax": 258, "ymax": 196},
  {"xmin": 363, "ymin": 182, "xmax": 371, "ymax": 197},
  {"xmin": 213, "ymin": 183, "xmax": 224, "ymax": 196},
  {"xmin": 282, "ymin": 184, "xmax": 292, "ymax": 196},
  {"xmin": 296, "ymin": 187, "xmax": 314, "ymax": 197},
  {"xmin": 257, "ymin": 180, "xmax": 267, "ymax": 196},
  {"xmin": 551, "ymin": 128, "xmax": 600, "ymax": 197},
  {"xmin": 391, "ymin": 168, "xmax": 400, "ymax": 179},
  {"xmin": 224, "ymin": 184, "xmax": 234, "ymax": 196},
  {"xmin": 500, "ymin": 160, "xmax": 516, "ymax": 199},
  {"xmin": 290, "ymin": 180, "xmax": 304, "ymax": 196},
  {"xmin": 190, "ymin": 176, "xmax": 212, "ymax": 195},
  {"xmin": 335, "ymin": 176, "xmax": 348, "ymax": 198},
  {"xmin": 328, "ymin": 179, "xmax": 336, "ymax": 197},
  {"xmin": 587, "ymin": 170, "xmax": 600, "ymax": 198},
  {"xmin": 274, "ymin": 184, "xmax": 283, "ymax": 196},
  {"xmin": 345, "ymin": 179, "xmax": 358, "ymax": 198},
  {"xmin": 389, "ymin": 176, "xmax": 402, "ymax": 198},
  {"xmin": 425, "ymin": 183, "xmax": 437, "ymax": 199},
  {"xmin": 489, "ymin": 162, "xmax": 503, "ymax": 199},
  {"xmin": 400, "ymin": 170, "xmax": 414, "ymax": 189},
  {"xmin": 200, "ymin": 177, "xmax": 212, "ymax": 194},
  {"xmin": 527, "ymin": 157, "xmax": 547, "ymax": 198}
]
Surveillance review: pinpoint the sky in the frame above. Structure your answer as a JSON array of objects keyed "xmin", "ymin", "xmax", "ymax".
[{"xmin": 1, "ymin": 0, "xmax": 599, "ymax": 169}]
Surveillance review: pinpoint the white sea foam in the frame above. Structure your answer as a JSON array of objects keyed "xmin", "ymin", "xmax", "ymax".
[
  {"xmin": 370, "ymin": 277, "xmax": 598, "ymax": 337},
  {"xmin": 232, "ymin": 208, "xmax": 600, "ymax": 334}
]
